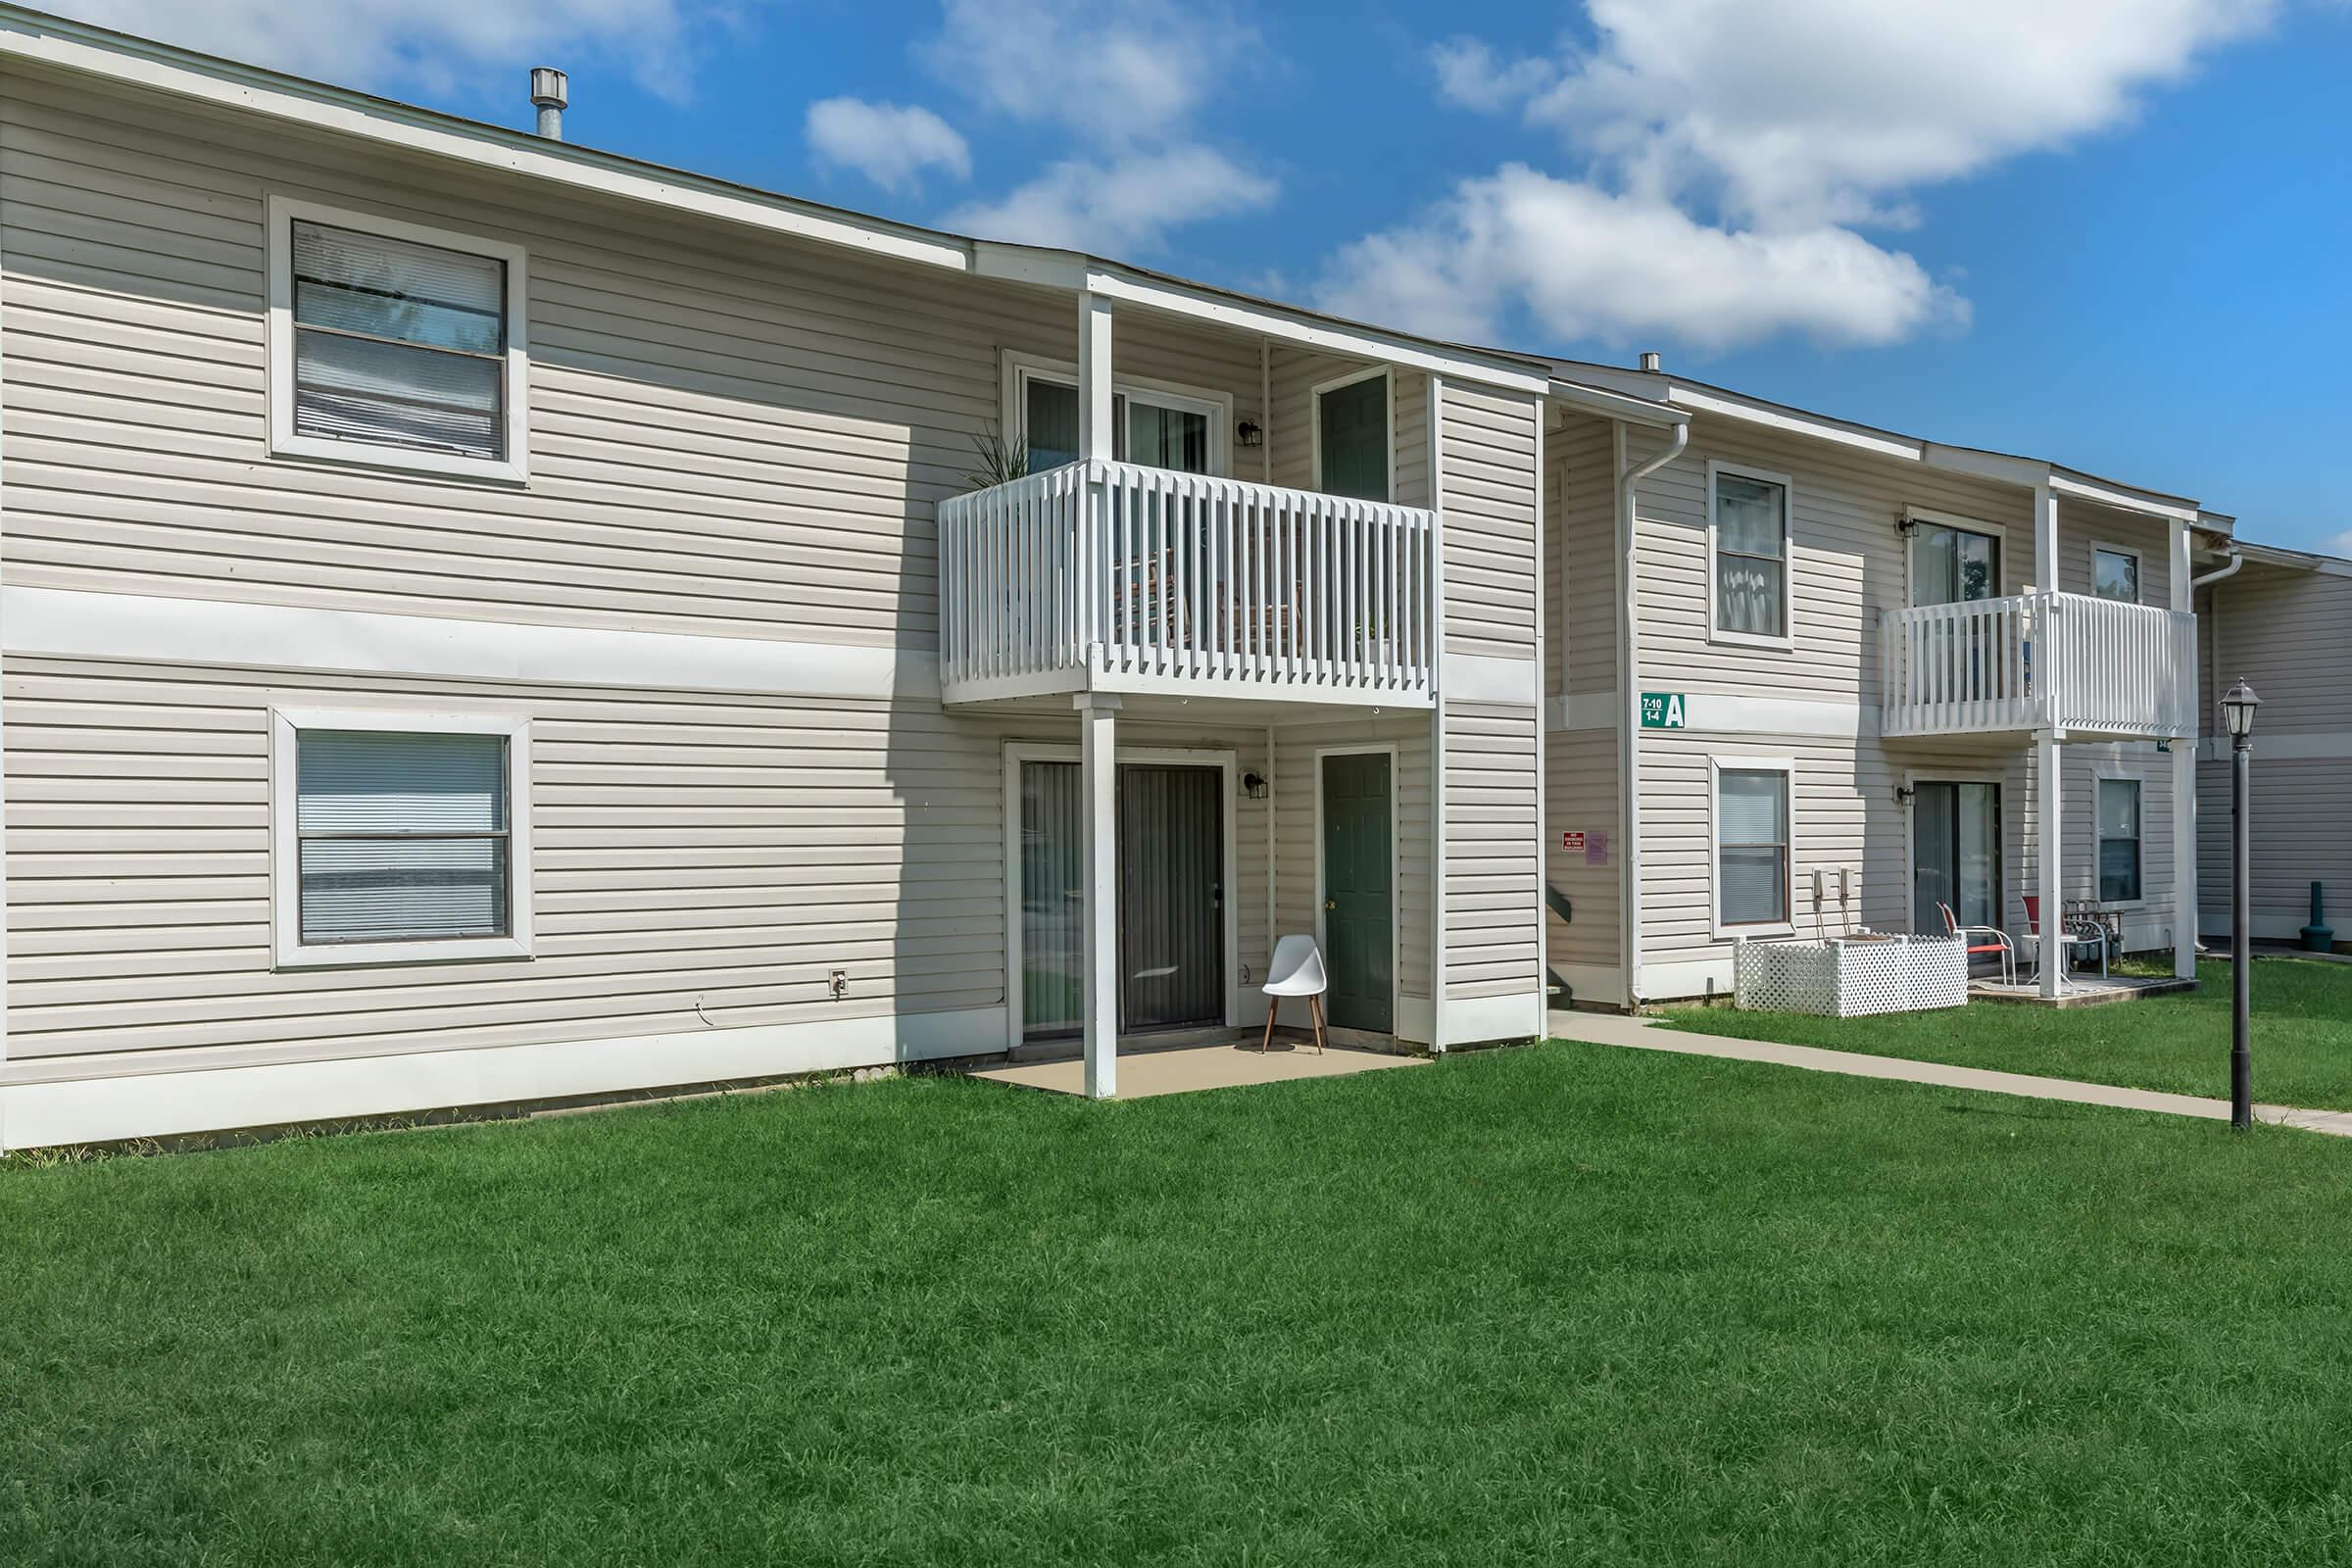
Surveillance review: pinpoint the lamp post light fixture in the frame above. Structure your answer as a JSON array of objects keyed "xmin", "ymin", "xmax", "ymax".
[{"xmin": 2222, "ymin": 676, "xmax": 2262, "ymax": 1132}]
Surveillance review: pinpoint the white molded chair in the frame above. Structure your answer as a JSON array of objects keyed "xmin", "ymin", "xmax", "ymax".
[{"xmin": 1259, "ymin": 935, "xmax": 1328, "ymax": 1054}]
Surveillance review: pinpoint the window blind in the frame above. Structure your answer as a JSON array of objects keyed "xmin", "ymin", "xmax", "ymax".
[
  {"xmin": 1719, "ymin": 769, "xmax": 1789, "ymax": 925},
  {"xmin": 296, "ymin": 729, "xmax": 511, "ymax": 945},
  {"xmin": 291, "ymin": 220, "xmax": 506, "ymax": 461}
]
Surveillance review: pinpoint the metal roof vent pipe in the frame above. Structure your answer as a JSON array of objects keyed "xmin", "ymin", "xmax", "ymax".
[
  {"xmin": 1638, "ymin": 351, "xmax": 1662, "ymax": 373},
  {"xmin": 529, "ymin": 68, "xmax": 569, "ymax": 140}
]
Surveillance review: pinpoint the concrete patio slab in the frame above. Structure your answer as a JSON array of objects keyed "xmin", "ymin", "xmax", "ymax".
[{"xmin": 969, "ymin": 1038, "xmax": 1425, "ymax": 1100}]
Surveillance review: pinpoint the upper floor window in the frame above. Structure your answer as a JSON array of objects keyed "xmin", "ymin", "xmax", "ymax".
[
  {"xmin": 271, "ymin": 710, "xmax": 534, "ymax": 968},
  {"xmin": 1313, "ymin": 368, "xmax": 1391, "ymax": 502},
  {"xmin": 1910, "ymin": 515, "xmax": 2002, "ymax": 607},
  {"xmin": 268, "ymin": 197, "xmax": 529, "ymax": 483},
  {"xmin": 1007, "ymin": 354, "xmax": 1225, "ymax": 477},
  {"xmin": 2092, "ymin": 546, "xmax": 2141, "ymax": 604},
  {"xmin": 1708, "ymin": 462, "xmax": 1793, "ymax": 647}
]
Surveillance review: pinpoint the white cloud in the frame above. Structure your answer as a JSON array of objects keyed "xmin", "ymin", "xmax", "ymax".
[
  {"xmin": 944, "ymin": 146, "xmax": 1275, "ymax": 252},
  {"xmin": 56, "ymin": 0, "xmax": 706, "ymax": 103},
  {"xmin": 1319, "ymin": 165, "xmax": 1965, "ymax": 351},
  {"xmin": 918, "ymin": 0, "xmax": 1274, "ymax": 254},
  {"xmin": 2328, "ymin": 529, "xmax": 2352, "ymax": 561},
  {"xmin": 806, "ymin": 98, "xmax": 970, "ymax": 193},
  {"xmin": 1521, "ymin": 0, "xmax": 2278, "ymax": 229},
  {"xmin": 1430, "ymin": 38, "xmax": 1557, "ymax": 113},
  {"xmin": 920, "ymin": 0, "xmax": 1247, "ymax": 144},
  {"xmin": 1326, "ymin": 0, "xmax": 2275, "ymax": 351}
]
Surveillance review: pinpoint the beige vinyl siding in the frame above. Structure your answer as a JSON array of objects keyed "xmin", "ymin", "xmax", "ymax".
[
  {"xmin": 1270, "ymin": 716, "xmax": 1433, "ymax": 1005},
  {"xmin": 1627, "ymin": 416, "xmax": 2039, "ymax": 701},
  {"xmin": 2194, "ymin": 560, "xmax": 2352, "ymax": 941},
  {"xmin": 2196, "ymin": 756, "xmax": 2352, "ymax": 942},
  {"xmin": 2199, "ymin": 562, "xmax": 2352, "ymax": 731},
  {"xmin": 3, "ymin": 657, "xmax": 1287, "ymax": 1075},
  {"xmin": 1444, "ymin": 701, "xmax": 1540, "ymax": 1001},
  {"xmin": 0, "ymin": 65, "xmax": 1279, "ymax": 653},
  {"xmin": 1550, "ymin": 412, "xmax": 1619, "ymax": 699},
  {"xmin": 1545, "ymin": 723, "xmax": 1620, "ymax": 984},
  {"xmin": 1440, "ymin": 383, "xmax": 1541, "ymax": 662}
]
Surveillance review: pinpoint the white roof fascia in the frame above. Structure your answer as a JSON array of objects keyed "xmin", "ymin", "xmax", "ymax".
[
  {"xmin": 2232, "ymin": 540, "xmax": 2352, "ymax": 577},
  {"xmin": 1075, "ymin": 264, "xmax": 1553, "ymax": 395},
  {"xmin": 1546, "ymin": 377, "xmax": 1687, "ymax": 429}
]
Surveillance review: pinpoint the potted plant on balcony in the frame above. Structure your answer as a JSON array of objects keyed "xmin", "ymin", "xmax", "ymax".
[{"xmin": 965, "ymin": 422, "xmax": 1029, "ymax": 492}]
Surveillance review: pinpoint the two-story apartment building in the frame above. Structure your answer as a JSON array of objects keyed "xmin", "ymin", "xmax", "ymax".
[
  {"xmin": 2193, "ymin": 541, "xmax": 2352, "ymax": 951},
  {"xmin": 0, "ymin": 9, "xmax": 2235, "ymax": 1150},
  {"xmin": 0, "ymin": 6, "xmax": 1697, "ymax": 1149},
  {"xmin": 1537, "ymin": 365, "xmax": 2230, "ymax": 1008}
]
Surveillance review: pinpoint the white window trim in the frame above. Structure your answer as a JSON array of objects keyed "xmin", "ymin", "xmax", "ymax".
[
  {"xmin": 1000, "ymin": 350, "xmax": 1233, "ymax": 477},
  {"xmin": 1706, "ymin": 460, "xmax": 1796, "ymax": 650},
  {"xmin": 2089, "ymin": 540, "xmax": 2144, "ymax": 606},
  {"xmin": 266, "ymin": 194, "xmax": 531, "ymax": 484},
  {"xmin": 1309, "ymin": 365, "xmax": 1396, "ymax": 502},
  {"xmin": 1311, "ymin": 743, "xmax": 1401, "ymax": 1033},
  {"xmin": 1902, "ymin": 506, "xmax": 2011, "ymax": 608},
  {"xmin": 1710, "ymin": 755, "xmax": 1797, "ymax": 940},
  {"xmin": 271, "ymin": 708, "xmax": 534, "ymax": 969},
  {"xmin": 999, "ymin": 743, "xmax": 1241, "ymax": 1052},
  {"xmin": 2092, "ymin": 768, "xmax": 2147, "ymax": 911}
]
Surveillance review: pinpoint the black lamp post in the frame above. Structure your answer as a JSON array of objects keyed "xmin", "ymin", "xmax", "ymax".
[{"xmin": 2222, "ymin": 677, "xmax": 2262, "ymax": 1132}]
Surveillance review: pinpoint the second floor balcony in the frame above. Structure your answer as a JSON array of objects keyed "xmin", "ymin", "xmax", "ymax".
[
  {"xmin": 1881, "ymin": 590, "xmax": 2197, "ymax": 741},
  {"xmin": 939, "ymin": 459, "xmax": 1437, "ymax": 708}
]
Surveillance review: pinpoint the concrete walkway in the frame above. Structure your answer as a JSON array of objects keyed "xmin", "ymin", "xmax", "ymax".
[
  {"xmin": 1546, "ymin": 1009, "xmax": 2352, "ymax": 1139},
  {"xmin": 971, "ymin": 1039, "xmax": 1423, "ymax": 1100}
]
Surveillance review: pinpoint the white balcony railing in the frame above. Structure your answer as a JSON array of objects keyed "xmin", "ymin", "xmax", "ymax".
[
  {"xmin": 1880, "ymin": 590, "xmax": 2196, "ymax": 739},
  {"xmin": 939, "ymin": 458, "xmax": 1436, "ymax": 706}
]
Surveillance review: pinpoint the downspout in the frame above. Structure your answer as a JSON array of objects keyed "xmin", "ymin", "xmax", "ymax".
[
  {"xmin": 2191, "ymin": 550, "xmax": 2241, "ymax": 760},
  {"xmin": 1616, "ymin": 415, "xmax": 1690, "ymax": 1007}
]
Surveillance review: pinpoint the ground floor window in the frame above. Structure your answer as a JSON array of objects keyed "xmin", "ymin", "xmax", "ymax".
[
  {"xmin": 1714, "ymin": 760, "xmax": 1792, "ymax": 934},
  {"xmin": 2098, "ymin": 778, "xmax": 2142, "ymax": 903},
  {"xmin": 271, "ymin": 709, "xmax": 532, "ymax": 968}
]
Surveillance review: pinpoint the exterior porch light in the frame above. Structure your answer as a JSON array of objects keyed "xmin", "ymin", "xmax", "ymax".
[
  {"xmin": 1236, "ymin": 418, "xmax": 1263, "ymax": 449},
  {"xmin": 1893, "ymin": 784, "xmax": 1915, "ymax": 806},
  {"xmin": 1242, "ymin": 771, "xmax": 1269, "ymax": 801},
  {"xmin": 2223, "ymin": 676, "xmax": 2260, "ymax": 1131}
]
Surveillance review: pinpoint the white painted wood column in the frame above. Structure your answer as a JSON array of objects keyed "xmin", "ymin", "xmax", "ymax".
[
  {"xmin": 2034, "ymin": 479, "xmax": 2063, "ymax": 998},
  {"xmin": 2037, "ymin": 725, "xmax": 2064, "ymax": 999},
  {"xmin": 1078, "ymin": 691, "xmax": 1121, "ymax": 1099},
  {"xmin": 2170, "ymin": 515, "xmax": 2198, "ymax": 978},
  {"xmin": 1078, "ymin": 291, "xmax": 1113, "ymax": 670}
]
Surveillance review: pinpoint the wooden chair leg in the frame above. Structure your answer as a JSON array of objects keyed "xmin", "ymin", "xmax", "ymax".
[
  {"xmin": 1260, "ymin": 1000, "xmax": 1278, "ymax": 1054},
  {"xmin": 1308, "ymin": 995, "xmax": 1326, "ymax": 1054}
]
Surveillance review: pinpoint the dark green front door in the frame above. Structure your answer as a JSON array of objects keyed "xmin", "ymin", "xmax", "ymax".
[
  {"xmin": 1317, "ymin": 373, "xmax": 1390, "ymax": 502},
  {"xmin": 1321, "ymin": 752, "xmax": 1394, "ymax": 1033}
]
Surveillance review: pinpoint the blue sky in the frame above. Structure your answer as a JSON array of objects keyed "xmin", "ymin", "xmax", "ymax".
[{"xmin": 71, "ymin": 0, "xmax": 2352, "ymax": 552}]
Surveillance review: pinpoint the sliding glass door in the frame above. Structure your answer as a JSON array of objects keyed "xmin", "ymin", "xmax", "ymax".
[
  {"xmin": 1018, "ymin": 760, "xmax": 1224, "ymax": 1041},
  {"xmin": 1912, "ymin": 781, "xmax": 2003, "ymax": 937}
]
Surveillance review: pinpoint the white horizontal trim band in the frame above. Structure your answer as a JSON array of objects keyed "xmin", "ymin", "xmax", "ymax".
[
  {"xmin": 0, "ymin": 1004, "xmax": 1004, "ymax": 1151},
  {"xmin": 1544, "ymin": 690, "xmax": 1874, "ymax": 739},
  {"xmin": 1443, "ymin": 653, "xmax": 1541, "ymax": 706},
  {"xmin": 2196, "ymin": 732, "xmax": 2352, "ymax": 761},
  {"xmin": 1441, "ymin": 989, "xmax": 1544, "ymax": 1045},
  {"xmin": 1, "ymin": 587, "xmax": 941, "ymax": 703}
]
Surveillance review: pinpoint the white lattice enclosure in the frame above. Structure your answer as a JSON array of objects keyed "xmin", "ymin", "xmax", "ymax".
[{"xmin": 1734, "ymin": 935, "xmax": 1968, "ymax": 1017}]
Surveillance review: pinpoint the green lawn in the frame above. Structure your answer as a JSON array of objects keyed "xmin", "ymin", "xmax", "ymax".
[
  {"xmin": 1654, "ymin": 956, "xmax": 2352, "ymax": 1112},
  {"xmin": 7, "ymin": 1048, "xmax": 2352, "ymax": 1565}
]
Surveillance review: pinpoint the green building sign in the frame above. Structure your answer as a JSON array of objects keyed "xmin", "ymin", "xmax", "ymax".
[{"xmin": 1640, "ymin": 692, "xmax": 1688, "ymax": 729}]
